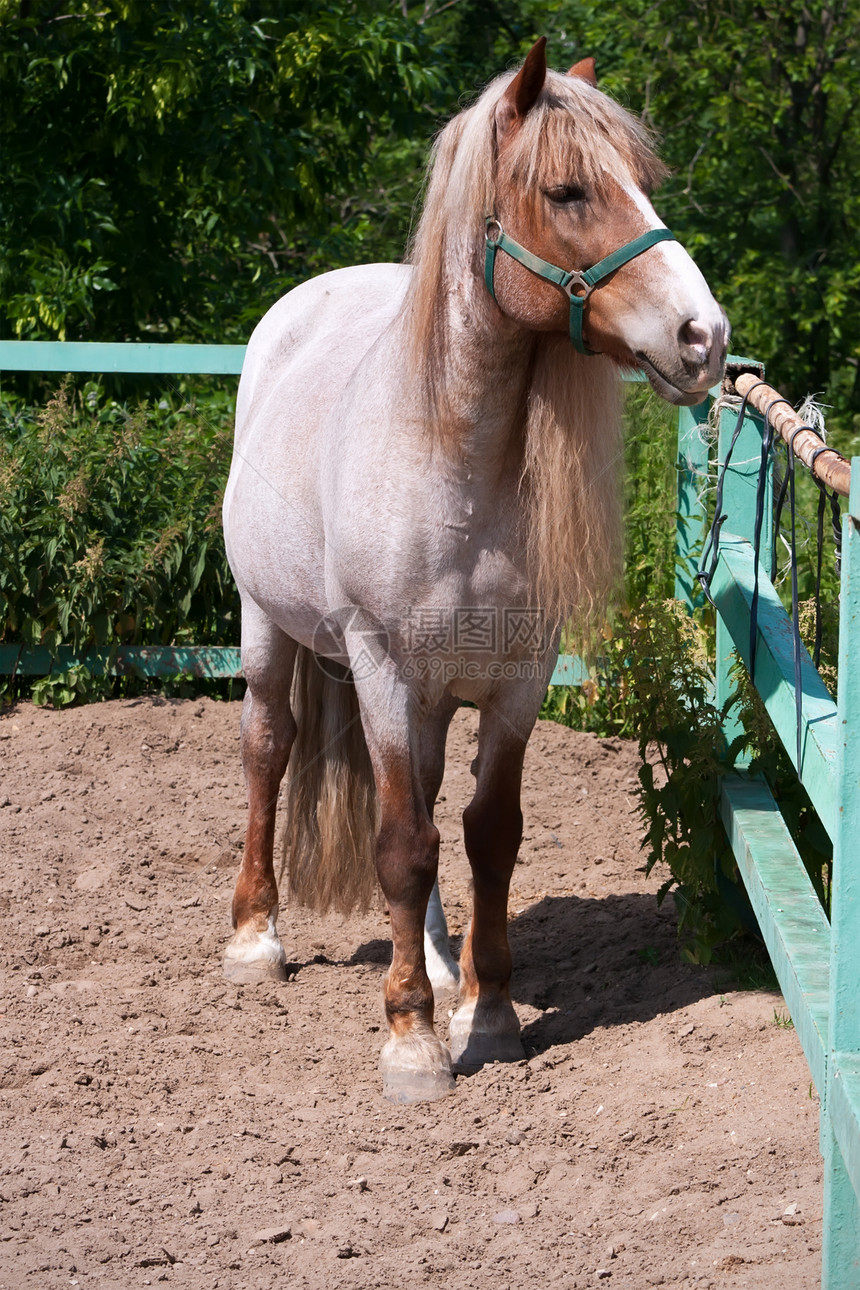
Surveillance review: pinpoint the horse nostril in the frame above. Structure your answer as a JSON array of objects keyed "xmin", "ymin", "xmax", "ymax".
[{"xmin": 678, "ymin": 318, "xmax": 711, "ymax": 368}]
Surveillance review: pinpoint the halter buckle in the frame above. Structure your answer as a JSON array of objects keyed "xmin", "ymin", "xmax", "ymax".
[{"xmin": 562, "ymin": 271, "xmax": 593, "ymax": 302}]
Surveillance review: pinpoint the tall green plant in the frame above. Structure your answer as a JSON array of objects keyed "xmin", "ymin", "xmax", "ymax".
[{"xmin": 0, "ymin": 382, "xmax": 238, "ymax": 663}]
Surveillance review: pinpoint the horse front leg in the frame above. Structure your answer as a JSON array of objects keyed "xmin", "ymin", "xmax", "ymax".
[
  {"xmin": 356, "ymin": 672, "xmax": 455, "ymax": 1104},
  {"xmin": 375, "ymin": 758, "xmax": 456, "ymax": 1103},
  {"xmin": 223, "ymin": 608, "xmax": 297, "ymax": 983},
  {"xmin": 449, "ymin": 701, "xmax": 533, "ymax": 1071}
]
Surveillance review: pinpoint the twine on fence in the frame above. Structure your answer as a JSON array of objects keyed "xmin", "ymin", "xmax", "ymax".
[{"xmin": 734, "ymin": 373, "xmax": 850, "ymax": 497}]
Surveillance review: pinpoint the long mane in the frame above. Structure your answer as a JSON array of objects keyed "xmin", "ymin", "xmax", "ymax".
[{"xmin": 400, "ymin": 67, "xmax": 668, "ymax": 634}]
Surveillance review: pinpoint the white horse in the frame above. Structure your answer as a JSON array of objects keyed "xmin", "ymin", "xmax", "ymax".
[{"xmin": 222, "ymin": 40, "xmax": 727, "ymax": 1103}]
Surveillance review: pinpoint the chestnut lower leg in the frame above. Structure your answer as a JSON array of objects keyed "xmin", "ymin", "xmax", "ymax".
[
  {"xmin": 375, "ymin": 758, "xmax": 455, "ymax": 1103},
  {"xmin": 449, "ymin": 708, "xmax": 527, "ymax": 1069},
  {"xmin": 223, "ymin": 615, "xmax": 297, "ymax": 983}
]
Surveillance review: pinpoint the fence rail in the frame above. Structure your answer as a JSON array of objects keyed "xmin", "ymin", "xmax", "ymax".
[
  {"xmin": 734, "ymin": 371, "xmax": 851, "ymax": 496},
  {"xmin": 0, "ymin": 339, "xmax": 245, "ymax": 375}
]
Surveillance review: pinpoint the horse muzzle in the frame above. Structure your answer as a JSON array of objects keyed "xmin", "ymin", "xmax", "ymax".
[{"xmin": 636, "ymin": 309, "xmax": 729, "ymax": 406}]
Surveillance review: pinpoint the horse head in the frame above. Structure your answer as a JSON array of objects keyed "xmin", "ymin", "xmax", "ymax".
[{"xmin": 487, "ymin": 38, "xmax": 728, "ymax": 405}]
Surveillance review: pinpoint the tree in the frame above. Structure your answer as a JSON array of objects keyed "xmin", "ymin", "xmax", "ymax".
[
  {"xmin": 589, "ymin": 0, "xmax": 860, "ymax": 428},
  {"xmin": 5, "ymin": 0, "xmax": 859, "ymax": 430},
  {"xmin": 0, "ymin": 0, "xmax": 443, "ymax": 343}
]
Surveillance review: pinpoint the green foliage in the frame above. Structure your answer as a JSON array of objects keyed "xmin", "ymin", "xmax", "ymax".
[
  {"xmin": 540, "ymin": 620, "xmax": 637, "ymax": 739},
  {"xmin": 29, "ymin": 662, "xmax": 108, "ymax": 708},
  {"xmin": 0, "ymin": 381, "xmax": 238, "ymax": 665},
  {"xmin": 0, "ymin": 1, "xmax": 444, "ymax": 345},
  {"xmin": 622, "ymin": 383, "xmax": 683, "ymax": 601},
  {"xmin": 4, "ymin": 0, "xmax": 860, "ymax": 429},
  {"xmin": 625, "ymin": 600, "xmax": 748, "ymax": 965}
]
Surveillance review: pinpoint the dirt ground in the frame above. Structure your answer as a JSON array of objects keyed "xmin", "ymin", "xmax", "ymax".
[{"xmin": 0, "ymin": 697, "xmax": 823, "ymax": 1289}]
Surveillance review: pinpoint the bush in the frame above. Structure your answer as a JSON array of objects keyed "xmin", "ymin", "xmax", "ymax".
[{"xmin": 0, "ymin": 380, "xmax": 238, "ymax": 670}]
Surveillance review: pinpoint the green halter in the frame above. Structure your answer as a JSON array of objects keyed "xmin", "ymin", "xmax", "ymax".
[{"xmin": 484, "ymin": 217, "xmax": 676, "ymax": 355}]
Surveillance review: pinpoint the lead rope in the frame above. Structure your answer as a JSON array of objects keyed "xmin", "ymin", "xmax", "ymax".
[
  {"xmin": 747, "ymin": 393, "xmax": 785, "ymax": 681},
  {"xmin": 771, "ymin": 426, "xmax": 841, "ymax": 665}
]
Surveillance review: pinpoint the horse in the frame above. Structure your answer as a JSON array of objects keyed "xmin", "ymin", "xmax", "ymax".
[{"xmin": 221, "ymin": 38, "xmax": 728, "ymax": 1104}]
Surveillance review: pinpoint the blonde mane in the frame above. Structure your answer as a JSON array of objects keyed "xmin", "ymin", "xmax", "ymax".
[{"xmin": 401, "ymin": 67, "xmax": 666, "ymax": 632}]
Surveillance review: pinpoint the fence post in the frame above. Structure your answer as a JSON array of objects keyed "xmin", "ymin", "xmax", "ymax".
[
  {"xmin": 674, "ymin": 402, "xmax": 710, "ymax": 610},
  {"xmin": 822, "ymin": 458, "xmax": 860, "ymax": 1287},
  {"xmin": 714, "ymin": 397, "xmax": 772, "ymax": 750}
]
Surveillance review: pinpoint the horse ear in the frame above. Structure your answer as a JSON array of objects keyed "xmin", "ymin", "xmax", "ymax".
[
  {"xmin": 568, "ymin": 56, "xmax": 598, "ymax": 86},
  {"xmin": 496, "ymin": 37, "xmax": 547, "ymax": 140}
]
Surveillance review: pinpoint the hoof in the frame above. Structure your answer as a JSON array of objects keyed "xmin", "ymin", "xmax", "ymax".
[
  {"xmin": 449, "ymin": 1029, "xmax": 525, "ymax": 1073},
  {"xmin": 382, "ymin": 1067, "xmax": 456, "ymax": 1105},
  {"xmin": 380, "ymin": 1029, "xmax": 455, "ymax": 1105},
  {"xmin": 223, "ymin": 919, "xmax": 287, "ymax": 984},
  {"xmin": 448, "ymin": 997, "xmax": 524, "ymax": 1072},
  {"xmin": 222, "ymin": 954, "xmax": 287, "ymax": 985}
]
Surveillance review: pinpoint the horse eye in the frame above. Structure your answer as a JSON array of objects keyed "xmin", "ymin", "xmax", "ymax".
[{"xmin": 546, "ymin": 184, "xmax": 587, "ymax": 204}]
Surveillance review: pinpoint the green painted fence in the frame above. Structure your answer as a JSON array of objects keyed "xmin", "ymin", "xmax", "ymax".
[
  {"xmin": 679, "ymin": 374, "xmax": 859, "ymax": 1289},
  {"xmin": 4, "ymin": 340, "xmax": 860, "ymax": 1286}
]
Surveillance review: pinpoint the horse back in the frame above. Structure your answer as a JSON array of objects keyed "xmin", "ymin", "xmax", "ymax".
[{"xmin": 235, "ymin": 262, "xmax": 411, "ymax": 445}]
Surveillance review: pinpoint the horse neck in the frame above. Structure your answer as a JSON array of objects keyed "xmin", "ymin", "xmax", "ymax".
[{"xmin": 424, "ymin": 280, "xmax": 538, "ymax": 480}]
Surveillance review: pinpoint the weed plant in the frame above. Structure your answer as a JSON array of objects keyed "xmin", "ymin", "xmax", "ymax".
[{"xmin": 0, "ymin": 380, "xmax": 239, "ymax": 704}]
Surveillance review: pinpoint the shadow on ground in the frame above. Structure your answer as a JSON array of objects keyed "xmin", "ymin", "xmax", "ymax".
[{"xmin": 347, "ymin": 889, "xmax": 715, "ymax": 1057}]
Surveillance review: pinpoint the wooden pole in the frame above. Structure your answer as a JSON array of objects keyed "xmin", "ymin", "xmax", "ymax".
[{"xmin": 733, "ymin": 371, "xmax": 851, "ymax": 497}]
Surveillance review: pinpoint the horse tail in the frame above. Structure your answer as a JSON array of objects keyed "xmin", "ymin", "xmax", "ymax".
[{"xmin": 283, "ymin": 646, "xmax": 379, "ymax": 914}]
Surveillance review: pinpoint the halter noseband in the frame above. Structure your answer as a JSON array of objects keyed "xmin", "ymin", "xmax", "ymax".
[{"xmin": 484, "ymin": 217, "xmax": 676, "ymax": 355}]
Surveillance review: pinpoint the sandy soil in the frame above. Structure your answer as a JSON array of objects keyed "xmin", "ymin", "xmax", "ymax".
[{"xmin": 0, "ymin": 697, "xmax": 823, "ymax": 1289}]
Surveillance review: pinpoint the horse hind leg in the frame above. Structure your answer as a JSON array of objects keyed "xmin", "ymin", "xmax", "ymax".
[
  {"xmin": 419, "ymin": 694, "xmax": 461, "ymax": 1001},
  {"xmin": 223, "ymin": 607, "xmax": 297, "ymax": 984},
  {"xmin": 424, "ymin": 880, "xmax": 459, "ymax": 1001}
]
